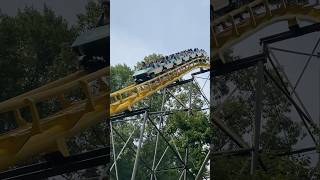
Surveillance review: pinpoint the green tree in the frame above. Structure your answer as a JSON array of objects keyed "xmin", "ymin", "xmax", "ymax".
[
  {"xmin": 0, "ymin": 6, "xmax": 78, "ymax": 133},
  {"xmin": 110, "ymin": 64, "xmax": 134, "ymax": 92},
  {"xmin": 76, "ymin": 0, "xmax": 101, "ymax": 32}
]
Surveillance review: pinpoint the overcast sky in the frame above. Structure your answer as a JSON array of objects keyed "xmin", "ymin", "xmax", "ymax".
[{"xmin": 110, "ymin": 0, "xmax": 210, "ymax": 67}]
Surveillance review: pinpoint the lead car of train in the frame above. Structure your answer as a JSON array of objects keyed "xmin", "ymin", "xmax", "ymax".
[{"xmin": 133, "ymin": 49, "xmax": 207, "ymax": 84}]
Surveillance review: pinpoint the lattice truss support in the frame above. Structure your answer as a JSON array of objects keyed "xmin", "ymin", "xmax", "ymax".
[
  {"xmin": 109, "ymin": 74, "xmax": 211, "ymax": 180},
  {"xmin": 210, "ymin": 52, "xmax": 320, "ymax": 178}
]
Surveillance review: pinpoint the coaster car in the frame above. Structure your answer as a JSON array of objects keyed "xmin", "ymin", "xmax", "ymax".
[{"xmin": 133, "ymin": 49, "xmax": 206, "ymax": 84}]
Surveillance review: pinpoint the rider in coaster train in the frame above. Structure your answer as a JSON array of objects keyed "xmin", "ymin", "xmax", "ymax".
[
  {"xmin": 72, "ymin": 0, "xmax": 110, "ymax": 72},
  {"xmin": 145, "ymin": 49, "xmax": 195, "ymax": 68},
  {"xmin": 134, "ymin": 49, "xmax": 205, "ymax": 80}
]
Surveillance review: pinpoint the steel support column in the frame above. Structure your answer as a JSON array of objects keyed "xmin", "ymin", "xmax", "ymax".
[
  {"xmin": 251, "ymin": 60, "xmax": 264, "ymax": 175},
  {"xmin": 184, "ymin": 144, "xmax": 188, "ymax": 180},
  {"xmin": 188, "ymin": 84, "xmax": 192, "ymax": 116},
  {"xmin": 110, "ymin": 122, "xmax": 119, "ymax": 180},
  {"xmin": 150, "ymin": 90, "xmax": 166, "ymax": 180},
  {"xmin": 195, "ymin": 150, "xmax": 210, "ymax": 180},
  {"xmin": 131, "ymin": 111, "xmax": 148, "ymax": 180}
]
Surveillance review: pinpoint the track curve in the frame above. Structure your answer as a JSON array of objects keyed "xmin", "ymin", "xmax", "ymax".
[{"xmin": 212, "ymin": 0, "xmax": 320, "ymax": 58}]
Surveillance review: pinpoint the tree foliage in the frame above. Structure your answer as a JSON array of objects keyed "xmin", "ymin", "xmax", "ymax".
[
  {"xmin": 0, "ymin": 5, "xmax": 79, "ymax": 134},
  {"xmin": 76, "ymin": 0, "xmax": 101, "ymax": 32},
  {"xmin": 0, "ymin": 1, "xmax": 108, "ymax": 179}
]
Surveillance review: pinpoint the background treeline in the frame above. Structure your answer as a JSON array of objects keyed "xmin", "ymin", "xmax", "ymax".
[{"xmin": 0, "ymin": 1, "xmax": 108, "ymax": 179}]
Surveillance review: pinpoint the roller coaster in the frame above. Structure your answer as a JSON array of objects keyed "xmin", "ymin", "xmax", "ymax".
[
  {"xmin": 111, "ymin": 50, "xmax": 210, "ymax": 116},
  {"xmin": 0, "ymin": 0, "xmax": 319, "ymax": 179},
  {"xmin": 133, "ymin": 49, "xmax": 207, "ymax": 83},
  {"xmin": 209, "ymin": 0, "xmax": 320, "ymax": 178}
]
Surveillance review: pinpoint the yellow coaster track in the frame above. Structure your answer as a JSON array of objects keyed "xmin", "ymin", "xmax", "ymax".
[
  {"xmin": 211, "ymin": 0, "xmax": 320, "ymax": 60},
  {"xmin": 110, "ymin": 57, "xmax": 210, "ymax": 115},
  {"xmin": 0, "ymin": 68, "xmax": 108, "ymax": 170}
]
